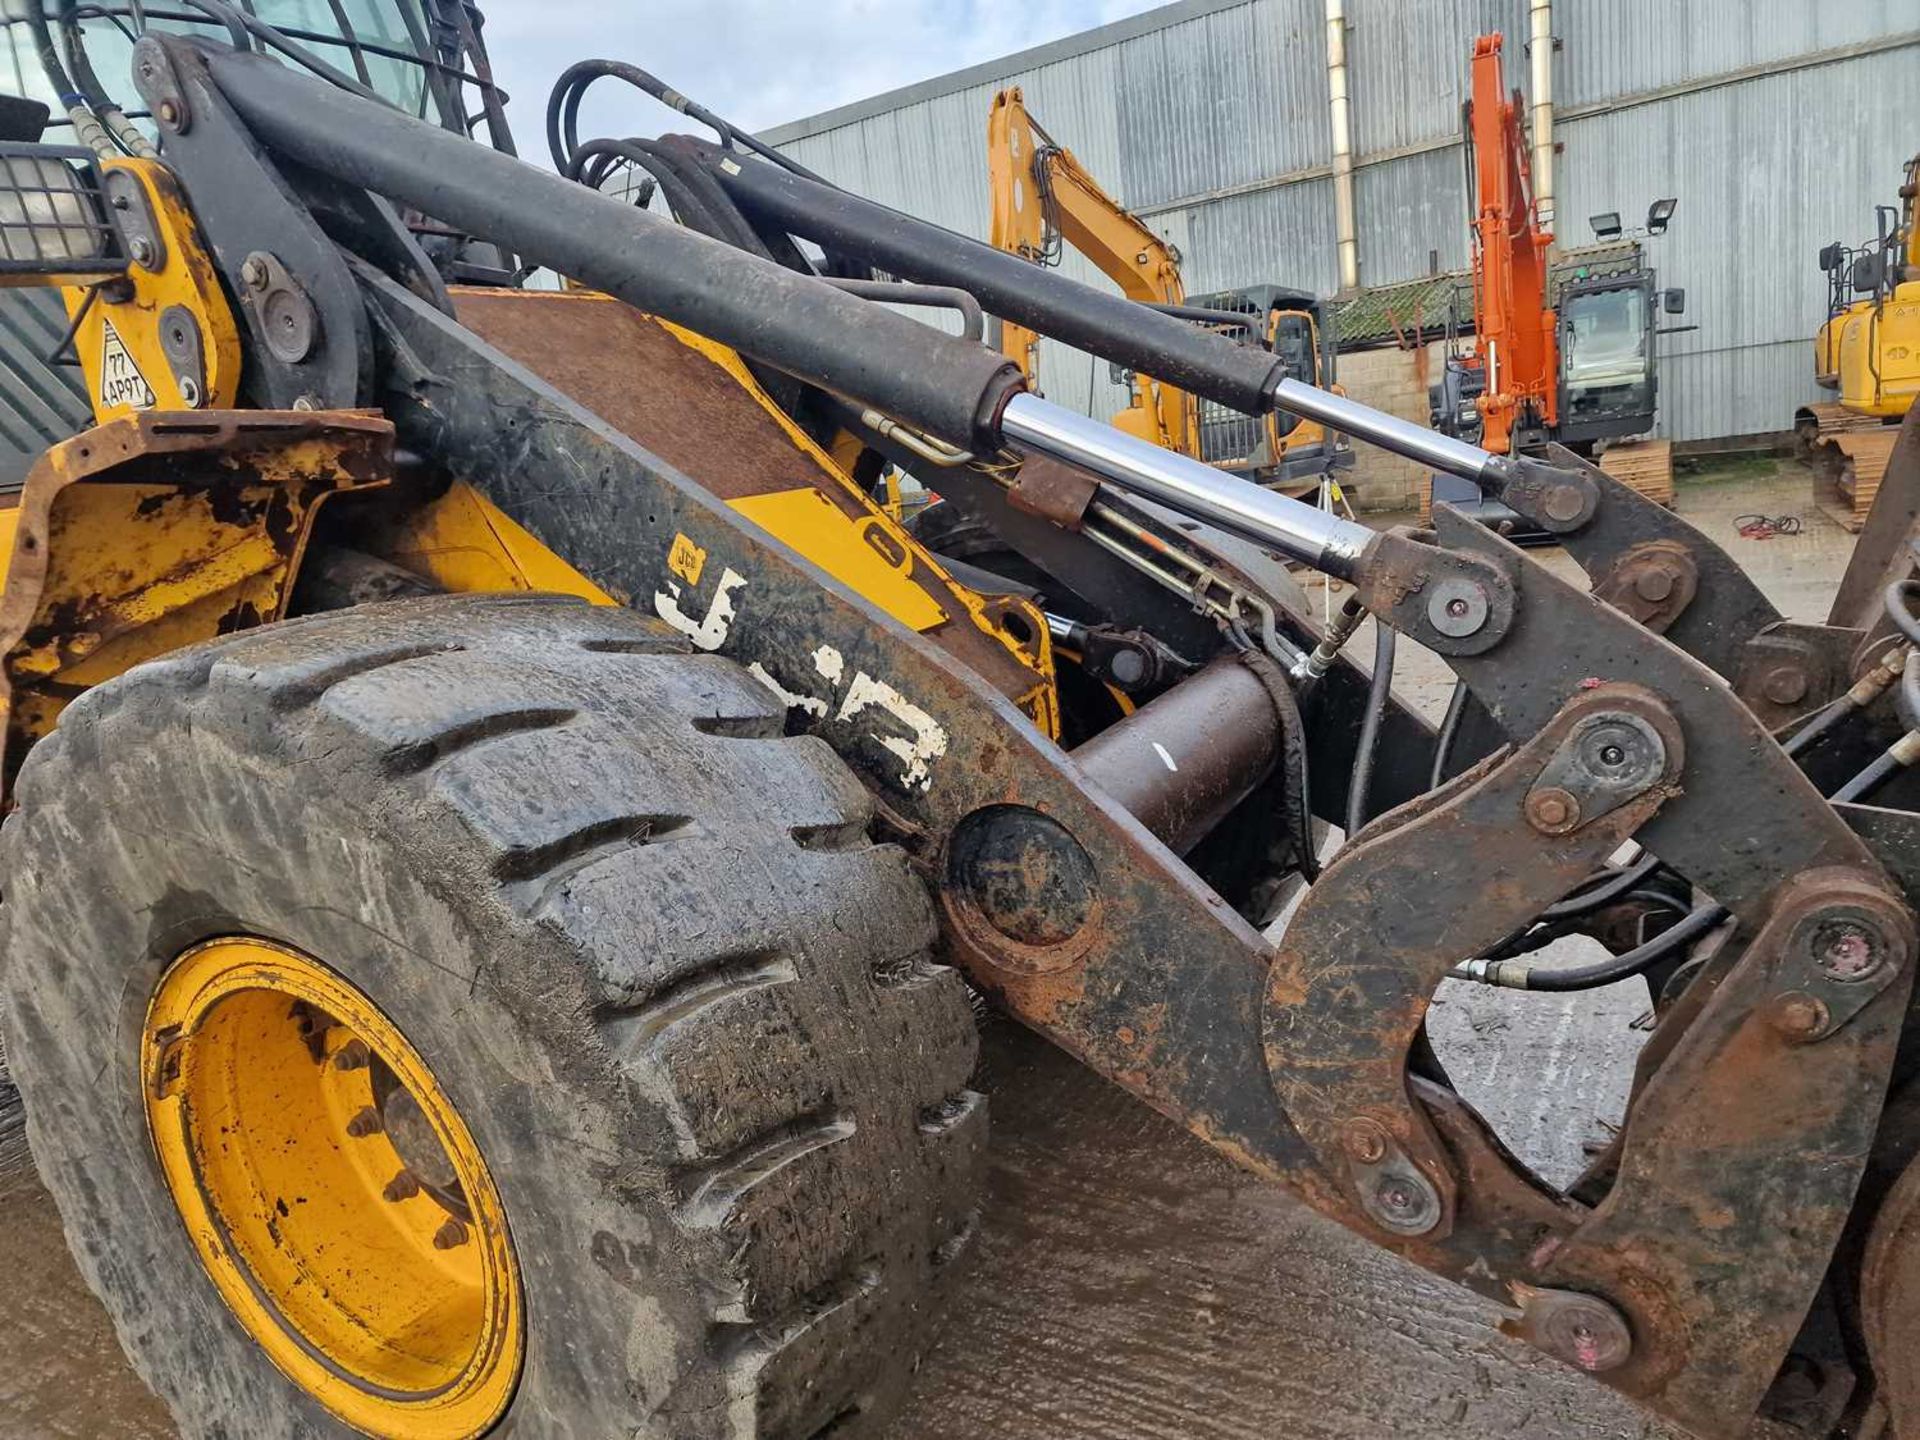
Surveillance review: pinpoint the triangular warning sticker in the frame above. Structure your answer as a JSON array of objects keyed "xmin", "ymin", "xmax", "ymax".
[{"xmin": 98, "ymin": 316, "xmax": 157, "ymax": 411}]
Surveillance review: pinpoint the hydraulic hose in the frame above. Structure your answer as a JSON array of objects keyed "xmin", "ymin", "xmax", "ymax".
[
  {"xmin": 1832, "ymin": 731, "xmax": 1920, "ymax": 804},
  {"xmin": 1429, "ymin": 679, "xmax": 1468, "ymax": 790},
  {"xmin": 1889, "ymin": 579, "xmax": 1920, "ymax": 648},
  {"xmin": 546, "ymin": 58, "xmax": 829, "ymax": 185},
  {"xmin": 1454, "ymin": 901, "xmax": 1726, "ymax": 992},
  {"xmin": 56, "ymin": 0, "xmax": 158, "ymax": 157},
  {"xmin": 1252, "ymin": 652, "xmax": 1320, "ymax": 883},
  {"xmin": 1345, "ymin": 624, "xmax": 1396, "ymax": 839},
  {"xmin": 1506, "ymin": 904, "xmax": 1727, "ymax": 992},
  {"xmin": 24, "ymin": 0, "xmax": 113, "ymax": 157}
]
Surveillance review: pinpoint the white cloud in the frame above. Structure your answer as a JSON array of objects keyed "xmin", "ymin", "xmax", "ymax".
[{"xmin": 484, "ymin": 0, "xmax": 1164, "ymax": 164}]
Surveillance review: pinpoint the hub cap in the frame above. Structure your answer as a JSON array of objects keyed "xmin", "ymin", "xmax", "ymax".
[{"xmin": 143, "ymin": 938, "xmax": 523, "ymax": 1437}]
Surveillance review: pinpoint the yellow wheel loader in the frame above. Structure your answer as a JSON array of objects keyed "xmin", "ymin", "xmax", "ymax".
[{"xmin": 0, "ymin": 7, "xmax": 1918, "ymax": 1440}]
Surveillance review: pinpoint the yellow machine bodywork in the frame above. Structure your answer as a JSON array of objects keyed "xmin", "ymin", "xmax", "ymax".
[
  {"xmin": 0, "ymin": 413, "xmax": 392, "ymax": 792},
  {"xmin": 0, "ymin": 166, "xmax": 1058, "ymax": 804},
  {"xmin": 1818, "ymin": 154, "xmax": 1920, "ymax": 420},
  {"xmin": 65, "ymin": 157, "xmax": 244, "ymax": 416},
  {"xmin": 1825, "ymin": 285, "xmax": 1920, "ymax": 419}
]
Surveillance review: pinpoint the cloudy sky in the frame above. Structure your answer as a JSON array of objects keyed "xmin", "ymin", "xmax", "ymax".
[{"xmin": 484, "ymin": 0, "xmax": 1166, "ymax": 160}]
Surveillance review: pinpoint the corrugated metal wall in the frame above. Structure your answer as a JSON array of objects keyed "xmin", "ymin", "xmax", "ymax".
[{"xmin": 767, "ymin": 0, "xmax": 1920, "ymax": 445}]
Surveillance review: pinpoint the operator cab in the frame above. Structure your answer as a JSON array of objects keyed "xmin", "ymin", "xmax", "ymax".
[
  {"xmin": 1556, "ymin": 270, "xmax": 1662, "ymax": 448},
  {"xmin": 1188, "ymin": 284, "xmax": 1352, "ymax": 492}
]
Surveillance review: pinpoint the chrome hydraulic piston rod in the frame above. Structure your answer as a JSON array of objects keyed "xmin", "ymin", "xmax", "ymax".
[
  {"xmin": 1268, "ymin": 376, "xmax": 1511, "ymax": 486},
  {"xmin": 1001, "ymin": 393, "xmax": 1375, "ymax": 579},
  {"xmin": 694, "ymin": 140, "xmax": 1525, "ymax": 490}
]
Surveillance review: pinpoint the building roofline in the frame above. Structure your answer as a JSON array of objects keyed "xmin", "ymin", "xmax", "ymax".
[{"xmin": 760, "ymin": 0, "xmax": 1249, "ymax": 146}]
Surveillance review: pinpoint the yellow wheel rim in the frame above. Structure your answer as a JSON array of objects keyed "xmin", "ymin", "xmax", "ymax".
[{"xmin": 143, "ymin": 938, "xmax": 524, "ymax": 1438}]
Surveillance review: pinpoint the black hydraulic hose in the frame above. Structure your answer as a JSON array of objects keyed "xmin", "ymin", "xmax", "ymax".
[
  {"xmin": 1888, "ymin": 578, "xmax": 1920, "ymax": 647},
  {"xmin": 1784, "ymin": 692, "xmax": 1858, "ymax": 757},
  {"xmin": 1518, "ymin": 903, "xmax": 1728, "ymax": 992},
  {"xmin": 1429, "ymin": 679, "xmax": 1468, "ymax": 791},
  {"xmin": 54, "ymin": 0, "xmax": 110, "ymax": 106},
  {"xmin": 1539, "ymin": 852, "xmax": 1663, "ymax": 922},
  {"xmin": 569, "ymin": 138, "xmax": 715, "ymax": 223},
  {"xmin": 1269, "ymin": 661, "xmax": 1320, "ymax": 883},
  {"xmin": 1345, "ymin": 625, "xmax": 1396, "ymax": 839},
  {"xmin": 186, "ymin": 41, "xmax": 1025, "ymax": 450},
  {"xmin": 57, "ymin": 0, "xmax": 158, "ymax": 156},
  {"xmin": 689, "ymin": 139, "xmax": 1290, "ymax": 416},
  {"xmin": 569, "ymin": 137, "xmax": 770, "ymax": 259},
  {"xmin": 23, "ymin": 0, "xmax": 80, "ymax": 106},
  {"xmin": 546, "ymin": 58, "xmax": 829, "ymax": 186},
  {"xmin": 1833, "ymin": 750, "xmax": 1904, "ymax": 804}
]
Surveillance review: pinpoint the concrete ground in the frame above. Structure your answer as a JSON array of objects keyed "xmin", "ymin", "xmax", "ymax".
[{"xmin": 0, "ymin": 457, "xmax": 1848, "ymax": 1438}]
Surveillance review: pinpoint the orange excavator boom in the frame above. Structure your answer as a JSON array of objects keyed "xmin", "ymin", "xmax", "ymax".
[{"xmin": 1467, "ymin": 32, "xmax": 1558, "ymax": 455}]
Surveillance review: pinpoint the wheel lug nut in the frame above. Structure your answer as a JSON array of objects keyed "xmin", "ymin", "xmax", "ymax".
[
  {"xmin": 333, "ymin": 1038, "xmax": 371, "ymax": 1072},
  {"xmin": 383, "ymin": 1169, "xmax": 421, "ymax": 1202},
  {"xmin": 344, "ymin": 1106, "xmax": 383, "ymax": 1137},
  {"xmin": 433, "ymin": 1218, "xmax": 469, "ymax": 1250}
]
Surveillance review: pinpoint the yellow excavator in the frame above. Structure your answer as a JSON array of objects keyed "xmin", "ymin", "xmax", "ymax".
[
  {"xmin": 985, "ymin": 86, "xmax": 1349, "ymax": 497},
  {"xmin": 1800, "ymin": 152, "xmax": 1920, "ymax": 526}
]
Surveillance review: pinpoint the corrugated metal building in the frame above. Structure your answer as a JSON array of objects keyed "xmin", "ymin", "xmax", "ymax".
[{"xmin": 764, "ymin": 0, "xmax": 1919, "ymax": 448}]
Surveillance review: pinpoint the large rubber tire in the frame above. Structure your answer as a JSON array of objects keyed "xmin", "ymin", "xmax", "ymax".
[{"xmin": 0, "ymin": 594, "xmax": 986, "ymax": 1439}]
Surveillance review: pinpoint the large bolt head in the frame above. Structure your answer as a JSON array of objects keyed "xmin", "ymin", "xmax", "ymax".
[
  {"xmin": 1632, "ymin": 567, "xmax": 1675, "ymax": 602},
  {"xmin": 1427, "ymin": 578, "xmax": 1490, "ymax": 638},
  {"xmin": 1525, "ymin": 786, "xmax": 1582, "ymax": 835},
  {"xmin": 1761, "ymin": 664, "xmax": 1810, "ymax": 706},
  {"xmin": 1342, "ymin": 1117, "xmax": 1389, "ymax": 1165},
  {"xmin": 1517, "ymin": 1288, "xmax": 1634, "ymax": 1374},
  {"xmin": 1542, "ymin": 484, "xmax": 1587, "ymax": 524},
  {"xmin": 1360, "ymin": 1166, "xmax": 1443, "ymax": 1236},
  {"xmin": 1816, "ymin": 920, "xmax": 1885, "ymax": 983},
  {"xmin": 1766, "ymin": 990, "xmax": 1830, "ymax": 1042}
]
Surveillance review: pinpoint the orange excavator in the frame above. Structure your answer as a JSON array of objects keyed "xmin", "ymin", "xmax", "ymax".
[
  {"xmin": 1431, "ymin": 33, "xmax": 1678, "ymax": 520},
  {"xmin": 1461, "ymin": 31, "xmax": 1558, "ymax": 457}
]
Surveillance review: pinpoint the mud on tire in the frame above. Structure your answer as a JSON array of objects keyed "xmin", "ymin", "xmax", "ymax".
[{"xmin": 0, "ymin": 593, "xmax": 986, "ymax": 1438}]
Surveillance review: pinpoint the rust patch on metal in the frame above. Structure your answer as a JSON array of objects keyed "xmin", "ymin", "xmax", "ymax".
[
  {"xmin": 1005, "ymin": 454, "xmax": 1098, "ymax": 528},
  {"xmin": 1863, "ymin": 1147, "xmax": 1920, "ymax": 1437},
  {"xmin": 1591, "ymin": 539, "xmax": 1698, "ymax": 633},
  {"xmin": 0, "ymin": 409, "xmax": 392, "ymax": 800},
  {"xmin": 1262, "ymin": 683, "xmax": 1682, "ymax": 1248}
]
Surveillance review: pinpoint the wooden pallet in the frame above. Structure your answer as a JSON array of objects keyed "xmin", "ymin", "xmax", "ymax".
[
  {"xmin": 1598, "ymin": 438, "xmax": 1675, "ymax": 507},
  {"xmin": 1808, "ymin": 424, "xmax": 1901, "ymax": 532}
]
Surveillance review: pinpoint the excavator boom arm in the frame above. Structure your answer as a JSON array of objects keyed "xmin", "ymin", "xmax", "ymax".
[
  {"xmin": 986, "ymin": 86, "xmax": 1194, "ymax": 453},
  {"xmin": 1466, "ymin": 32, "xmax": 1558, "ymax": 453}
]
